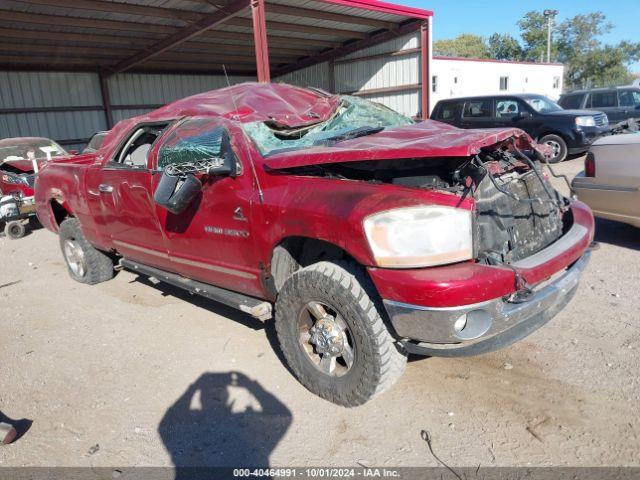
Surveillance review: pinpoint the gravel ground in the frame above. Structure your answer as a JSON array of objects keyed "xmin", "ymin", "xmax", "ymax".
[{"xmin": 1, "ymin": 156, "xmax": 639, "ymax": 468}]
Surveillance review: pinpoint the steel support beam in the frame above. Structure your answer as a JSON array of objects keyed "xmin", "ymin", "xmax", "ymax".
[
  {"xmin": 273, "ymin": 19, "xmax": 422, "ymax": 77},
  {"xmin": 251, "ymin": 0, "xmax": 270, "ymax": 82},
  {"xmin": 98, "ymin": 71, "xmax": 113, "ymax": 129},
  {"xmin": 109, "ymin": 0, "xmax": 250, "ymax": 75},
  {"xmin": 420, "ymin": 18, "xmax": 431, "ymax": 120}
]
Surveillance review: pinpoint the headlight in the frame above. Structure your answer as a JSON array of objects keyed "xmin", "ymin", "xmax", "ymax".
[
  {"xmin": 576, "ymin": 116, "xmax": 596, "ymax": 127},
  {"xmin": 363, "ymin": 205, "xmax": 473, "ymax": 268}
]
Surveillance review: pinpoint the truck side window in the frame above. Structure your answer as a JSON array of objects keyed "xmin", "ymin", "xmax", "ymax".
[
  {"xmin": 618, "ymin": 90, "xmax": 640, "ymax": 108},
  {"xmin": 435, "ymin": 102, "xmax": 456, "ymax": 120},
  {"xmin": 589, "ymin": 91, "xmax": 617, "ymax": 108},
  {"xmin": 560, "ymin": 94, "xmax": 584, "ymax": 109},
  {"xmin": 496, "ymin": 100, "xmax": 519, "ymax": 118},
  {"xmin": 463, "ymin": 100, "xmax": 493, "ymax": 118},
  {"xmin": 157, "ymin": 118, "xmax": 234, "ymax": 172},
  {"xmin": 114, "ymin": 122, "xmax": 171, "ymax": 168}
]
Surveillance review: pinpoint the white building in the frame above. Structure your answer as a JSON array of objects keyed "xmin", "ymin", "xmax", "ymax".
[
  {"xmin": 430, "ymin": 56, "xmax": 565, "ymax": 106},
  {"xmin": 283, "ymin": 32, "xmax": 565, "ymax": 118}
]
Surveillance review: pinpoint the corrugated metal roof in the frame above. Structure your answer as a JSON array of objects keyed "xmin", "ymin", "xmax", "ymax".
[{"xmin": 0, "ymin": 0, "xmax": 427, "ymax": 75}]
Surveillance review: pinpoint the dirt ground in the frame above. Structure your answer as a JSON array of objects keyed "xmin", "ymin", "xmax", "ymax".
[{"xmin": 1, "ymin": 156, "xmax": 639, "ymax": 469}]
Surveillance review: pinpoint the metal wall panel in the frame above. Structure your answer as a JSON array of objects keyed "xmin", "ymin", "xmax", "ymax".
[
  {"xmin": 107, "ymin": 73, "xmax": 254, "ymax": 106},
  {"xmin": 340, "ymin": 32, "xmax": 419, "ymax": 61},
  {"xmin": 275, "ymin": 62, "xmax": 331, "ymax": 92},
  {"xmin": 0, "ymin": 71, "xmax": 102, "ymax": 108},
  {"xmin": 0, "ymin": 71, "xmax": 107, "ymax": 145}
]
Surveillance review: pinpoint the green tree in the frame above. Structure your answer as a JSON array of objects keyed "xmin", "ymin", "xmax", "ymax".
[
  {"xmin": 488, "ymin": 33, "xmax": 523, "ymax": 61},
  {"xmin": 434, "ymin": 34, "xmax": 490, "ymax": 59},
  {"xmin": 518, "ymin": 11, "xmax": 553, "ymax": 62}
]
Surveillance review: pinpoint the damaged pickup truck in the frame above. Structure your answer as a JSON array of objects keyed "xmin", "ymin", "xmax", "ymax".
[{"xmin": 35, "ymin": 83, "xmax": 594, "ymax": 406}]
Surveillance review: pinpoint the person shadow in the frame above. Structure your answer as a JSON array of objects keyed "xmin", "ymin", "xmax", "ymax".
[
  {"xmin": 0, "ymin": 410, "xmax": 32, "ymax": 444},
  {"xmin": 158, "ymin": 372, "xmax": 292, "ymax": 479}
]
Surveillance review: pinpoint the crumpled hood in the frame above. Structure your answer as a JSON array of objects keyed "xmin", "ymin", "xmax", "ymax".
[{"xmin": 265, "ymin": 120, "xmax": 545, "ymax": 170}]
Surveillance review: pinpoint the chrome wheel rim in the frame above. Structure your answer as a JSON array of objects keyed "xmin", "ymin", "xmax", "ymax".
[
  {"xmin": 63, "ymin": 239, "xmax": 86, "ymax": 277},
  {"xmin": 544, "ymin": 139, "xmax": 562, "ymax": 159},
  {"xmin": 298, "ymin": 301, "xmax": 355, "ymax": 377}
]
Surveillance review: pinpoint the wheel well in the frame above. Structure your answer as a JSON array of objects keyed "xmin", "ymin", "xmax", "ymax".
[
  {"xmin": 270, "ymin": 237, "xmax": 354, "ymax": 292},
  {"xmin": 50, "ymin": 199, "xmax": 72, "ymax": 226},
  {"xmin": 537, "ymin": 131, "xmax": 567, "ymax": 144}
]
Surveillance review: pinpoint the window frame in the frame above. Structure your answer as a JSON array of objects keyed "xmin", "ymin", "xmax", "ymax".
[
  {"xmin": 106, "ymin": 120, "xmax": 175, "ymax": 171},
  {"xmin": 499, "ymin": 76, "xmax": 509, "ymax": 91}
]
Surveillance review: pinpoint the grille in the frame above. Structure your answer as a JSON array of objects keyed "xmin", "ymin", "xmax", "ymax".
[
  {"xmin": 594, "ymin": 113, "xmax": 608, "ymax": 127},
  {"xmin": 474, "ymin": 170, "xmax": 565, "ymax": 264}
]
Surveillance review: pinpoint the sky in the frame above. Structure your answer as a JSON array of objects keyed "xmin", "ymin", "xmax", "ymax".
[{"xmin": 401, "ymin": 0, "xmax": 640, "ymax": 71}]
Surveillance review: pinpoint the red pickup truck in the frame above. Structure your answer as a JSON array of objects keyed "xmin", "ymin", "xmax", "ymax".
[{"xmin": 35, "ymin": 83, "xmax": 594, "ymax": 407}]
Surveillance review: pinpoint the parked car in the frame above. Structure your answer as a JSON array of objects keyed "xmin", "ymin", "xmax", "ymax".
[
  {"xmin": 572, "ymin": 133, "xmax": 640, "ymax": 228},
  {"xmin": 0, "ymin": 137, "xmax": 68, "ymax": 197},
  {"xmin": 431, "ymin": 94, "xmax": 609, "ymax": 163},
  {"xmin": 559, "ymin": 87, "xmax": 640, "ymax": 123},
  {"xmin": 35, "ymin": 83, "xmax": 594, "ymax": 406},
  {"xmin": 82, "ymin": 131, "xmax": 109, "ymax": 154}
]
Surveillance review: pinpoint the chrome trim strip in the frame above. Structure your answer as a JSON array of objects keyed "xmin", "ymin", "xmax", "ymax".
[
  {"xmin": 169, "ymin": 255, "xmax": 257, "ymax": 280},
  {"xmin": 512, "ymin": 223, "xmax": 588, "ymax": 269},
  {"xmin": 113, "ymin": 240, "xmax": 168, "ymax": 258},
  {"xmin": 113, "ymin": 240, "xmax": 257, "ymax": 280}
]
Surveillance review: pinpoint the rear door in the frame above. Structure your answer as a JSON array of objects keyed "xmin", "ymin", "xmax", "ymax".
[
  {"xmin": 151, "ymin": 117, "xmax": 264, "ymax": 297},
  {"xmin": 85, "ymin": 121, "xmax": 174, "ymax": 270},
  {"xmin": 460, "ymin": 98, "xmax": 496, "ymax": 129}
]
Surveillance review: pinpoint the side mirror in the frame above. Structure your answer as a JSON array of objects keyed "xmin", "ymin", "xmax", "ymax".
[{"xmin": 153, "ymin": 172, "xmax": 202, "ymax": 215}]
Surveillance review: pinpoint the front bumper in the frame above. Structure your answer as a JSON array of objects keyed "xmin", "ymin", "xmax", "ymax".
[
  {"xmin": 568, "ymin": 126, "xmax": 610, "ymax": 154},
  {"xmin": 384, "ymin": 251, "xmax": 590, "ymax": 357}
]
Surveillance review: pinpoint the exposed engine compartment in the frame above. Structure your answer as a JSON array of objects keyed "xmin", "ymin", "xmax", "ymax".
[{"xmin": 280, "ymin": 143, "xmax": 570, "ymax": 266}]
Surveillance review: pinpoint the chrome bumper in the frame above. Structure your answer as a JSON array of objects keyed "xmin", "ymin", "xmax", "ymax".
[{"xmin": 384, "ymin": 252, "xmax": 590, "ymax": 357}]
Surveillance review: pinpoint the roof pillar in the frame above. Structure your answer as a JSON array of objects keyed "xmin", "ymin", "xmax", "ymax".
[{"xmin": 420, "ymin": 17, "xmax": 431, "ymax": 120}]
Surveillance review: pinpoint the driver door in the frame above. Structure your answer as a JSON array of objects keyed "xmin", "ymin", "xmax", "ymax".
[{"xmin": 151, "ymin": 117, "xmax": 264, "ymax": 298}]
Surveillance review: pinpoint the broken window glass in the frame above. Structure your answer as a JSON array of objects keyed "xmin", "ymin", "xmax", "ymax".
[
  {"xmin": 158, "ymin": 118, "xmax": 224, "ymax": 170},
  {"xmin": 242, "ymin": 95, "xmax": 413, "ymax": 156}
]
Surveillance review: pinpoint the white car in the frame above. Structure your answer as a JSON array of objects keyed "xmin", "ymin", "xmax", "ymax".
[{"xmin": 572, "ymin": 132, "xmax": 640, "ymax": 227}]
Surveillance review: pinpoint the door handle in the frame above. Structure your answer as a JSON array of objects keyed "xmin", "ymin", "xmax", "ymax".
[{"xmin": 98, "ymin": 184, "xmax": 113, "ymax": 193}]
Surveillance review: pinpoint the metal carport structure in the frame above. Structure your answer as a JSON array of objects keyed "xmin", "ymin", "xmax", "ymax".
[{"xmin": 0, "ymin": 0, "xmax": 432, "ymax": 128}]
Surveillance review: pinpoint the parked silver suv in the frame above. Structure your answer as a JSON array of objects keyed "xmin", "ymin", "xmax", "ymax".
[{"xmin": 559, "ymin": 87, "xmax": 640, "ymax": 123}]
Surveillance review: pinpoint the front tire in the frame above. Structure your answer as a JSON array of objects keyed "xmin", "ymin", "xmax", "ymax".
[
  {"xmin": 275, "ymin": 261, "xmax": 407, "ymax": 407},
  {"xmin": 59, "ymin": 218, "xmax": 114, "ymax": 284},
  {"xmin": 539, "ymin": 134, "xmax": 568, "ymax": 163}
]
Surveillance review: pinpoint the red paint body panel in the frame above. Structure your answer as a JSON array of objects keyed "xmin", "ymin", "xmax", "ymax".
[
  {"xmin": 264, "ymin": 121, "xmax": 544, "ymax": 169},
  {"xmin": 34, "ymin": 83, "xmax": 592, "ymax": 311}
]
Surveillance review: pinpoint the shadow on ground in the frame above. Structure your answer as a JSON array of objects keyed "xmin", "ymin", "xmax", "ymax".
[
  {"xmin": 158, "ymin": 372, "xmax": 292, "ymax": 479},
  {"xmin": 0, "ymin": 410, "xmax": 32, "ymax": 444},
  {"xmin": 129, "ymin": 274, "xmax": 291, "ymax": 369},
  {"xmin": 594, "ymin": 218, "xmax": 640, "ymax": 251}
]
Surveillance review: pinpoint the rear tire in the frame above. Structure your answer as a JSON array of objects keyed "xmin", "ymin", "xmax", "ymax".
[
  {"xmin": 539, "ymin": 134, "xmax": 567, "ymax": 163},
  {"xmin": 275, "ymin": 261, "xmax": 407, "ymax": 407},
  {"xmin": 4, "ymin": 221, "xmax": 25, "ymax": 239},
  {"xmin": 59, "ymin": 218, "xmax": 114, "ymax": 284}
]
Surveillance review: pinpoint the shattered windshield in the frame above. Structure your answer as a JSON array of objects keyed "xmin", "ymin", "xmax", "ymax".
[
  {"xmin": 242, "ymin": 95, "xmax": 413, "ymax": 156},
  {"xmin": 0, "ymin": 139, "xmax": 67, "ymax": 163}
]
